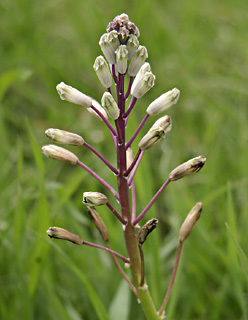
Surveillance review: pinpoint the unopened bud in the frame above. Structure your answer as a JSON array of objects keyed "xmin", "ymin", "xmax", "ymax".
[
  {"xmin": 131, "ymin": 72, "xmax": 155, "ymax": 99},
  {"xmin": 116, "ymin": 45, "xmax": 128, "ymax": 74},
  {"xmin": 146, "ymin": 88, "xmax": 180, "ymax": 116},
  {"xmin": 138, "ymin": 115, "xmax": 172, "ymax": 150},
  {"xmin": 82, "ymin": 192, "xmax": 108, "ymax": 207},
  {"xmin": 93, "ymin": 56, "xmax": 112, "ymax": 88},
  {"xmin": 126, "ymin": 147, "xmax": 134, "ymax": 171},
  {"xmin": 169, "ymin": 156, "xmax": 206, "ymax": 181},
  {"xmin": 42, "ymin": 145, "xmax": 78, "ymax": 165},
  {"xmin": 56, "ymin": 82, "xmax": 92, "ymax": 108},
  {"xmin": 179, "ymin": 202, "xmax": 202, "ymax": 242},
  {"xmin": 87, "ymin": 99, "xmax": 108, "ymax": 121},
  {"xmin": 46, "ymin": 227, "xmax": 83, "ymax": 245},
  {"xmin": 128, "ymin": 46, "xmax": 148, "ymax": 77},
  {"xmin": 87, "ymin": 206, "xmax": 109, "ymax": 242},
  {"xmin": 99, "ymin": 31, "xmax": 120, "ymax": 65},
  {"xmin": 45, "ymin": 128, "xmax": 84, "ymax": 146},
  {"xmin": 101, "ymin": 92, "xmax": 120, "ymax": 120},
  {"xmin": 137, "ymin": 218, "xmax": 158, "ymax": 246},
  {"xmin": 131, "ymin": 62, "xmax": 151, "ymax": 89},
  {"xmin": 126, "ymin": 35, "xmax": 139, "ymax": 60}
]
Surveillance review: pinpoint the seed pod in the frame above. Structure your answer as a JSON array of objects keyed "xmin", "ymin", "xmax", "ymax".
[
  {"xmin": 46, "ymin": 227, "xmax": 83, "ymax": 245},
  {"xmin": 137, "ymin": 218, "xmax": 158, "ymax": 246},
  {"xmin": 179, "ymin": 202, "xmax": 202, "ymax": 242},
  {"xmin": 169, "ymin": 156, "xmax": 206, "ymax": 181},
  {"xmin": 82, "ymin": 192, "xmax": 108, "ymax": 207},
  {"xmin": 42, "ymin": 145, "xmax": 78, "ymax": 165},
  {"xmin": 45, "ymin": 128, "xmax": 84, "ymax": 146},
  {"xmin": 87, "ymin": 206, "xmax": 109, "ymax": 242}
]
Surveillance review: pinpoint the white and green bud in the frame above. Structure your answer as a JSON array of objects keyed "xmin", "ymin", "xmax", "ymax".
[
  {"xmin": 115, "ymin": 45, "xmax": 128, "ymax": 74},
  {"xmin": 82, "ymin": 192, "xmax": 108, "ymax": 207},
  {"xmin": 45, "ymin": 128, "xmax": 84, "ymax": 146},
  {"xmin": 146, "ymin": 88, "xmax": 180, "ymax": 116},
  {"xmin": 87, "ymin": 99, "xmax": 108, "ymax": 121},
  {"xmin": 99, "ymin": 31, "xmax": 120, "ymax": 65},
  {"xmin": 42, "ymin": 144, "xmax": 78, "ymax": 165},
  {"xmin": 131, "ymin": 62, "xmax": 151, "ymax": 87},
  {"xmin": 179, "ymin": 202, "xmax": 202, "ymax": 242},
  {"xmin": 169, "ymin": 155, "xmax": 206, "ymax": 181},
  {"xmin": 126, "ymin": 147, "xmax": 134, "ymax": 171},
  {"xmin": 87, "ymin": 206, "xmax": 109, "ymax": 242},
  {"xmin": 93, "ymin": 56, "xmax": 112, "ymax": 88},
  {"xmin": 131, "ymin": 71, "xmax": 155, "ymax": 99},
  {"xmin": 56, "ymin": 82, "xmax": 92, "ymax": 108},
  {"xmin": 138, "ymin": 115, "xmax": 172, "ymax": 150},
  {"xmin": 101, "ymin": 92, "xmax": 119, "ymax": 120},
  {"xmin": 47, "ymin": 227, "xmax": 83, "ymax": 245},
  {"xmin": 128, "ymin": 45, "xmax": 148, "ymax": 77},
  {"xmin": 126, "ymin": 35, "xmax": 139, "ymax": 60}
]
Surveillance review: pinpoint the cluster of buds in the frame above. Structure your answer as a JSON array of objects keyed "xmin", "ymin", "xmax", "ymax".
[{"xmin": 42, "ymin": 13, "xmax": 206, "ymax": 320}]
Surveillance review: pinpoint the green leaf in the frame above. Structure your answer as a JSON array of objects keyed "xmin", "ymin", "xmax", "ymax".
[{"xmin": 109, "ymin": 280, "xmax": 130, "ymax": 320}]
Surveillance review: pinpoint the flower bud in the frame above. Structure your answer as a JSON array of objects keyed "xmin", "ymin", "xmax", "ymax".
[
  {"xmin": 169, "ymin": 156, "xmax": 206, "ymax": 181},
  {"xmin": 56, "ymin": 82, "xmax": 92, "ymax": 108},
  {"xmin": 126, "ymin": 35, "xmax": 139, "ymax": 60},
  {"xmin": 87, "ymin": 99, "xmax": 108, "ymax": 121},
  {"xmin": 115, "ymin": 45, "xmax": 128, "ymax": 74},
  {"xmin": 87, "ymin": 206, "xmax": 109, "ymax": 242},
  {"xmin": 93, "ymin": 56, "xmax": 112, "ymax": 88},
  {"xmin": 138, "ymin": 115, "xmax": 172, "ymax": 150},
  {"xmin": 146, "ymin": 88, "xmax": 180, "ymax": 116},
  {"xmin": 42, "ymin": 145, "xmax": 78, "ymax": 165},
  {"xmin": 131, "ymin": 62, "xmax": 151, "ymax": 87},
  {"xmin": 179, "ymin": 202, "xmax": 202, "ymax": 242},
  {"xmin": 126, "ymin": 147, "xmax": 134, "ymax": 171},
  {"xmin": 99, "ymin": 31, "xmax": 120, "ymax": 65},
  {"xmin": 128, "ymin": 45, "xmax": 148, "ymax": 77},
  {"xmin": 45, "ymin": 128, "xmax": 84, "ymax": 146},
  {"xmin": 82, "ymin": 192, "xmax": 108, "ymax": 207},
  {"xmin": 47, "ymin": 227, "xmax": 83, "ymax": 245},
  {"xmin": 131, "ymin": 71, "xmax": 155, "ymax": 99},
  {"xmin": 137, "ymin": 218, "xmax": 158, "ymax": 246},
  {"xmin": 101, "ymin": 92, "xmax": 119, "ymax": 120}
]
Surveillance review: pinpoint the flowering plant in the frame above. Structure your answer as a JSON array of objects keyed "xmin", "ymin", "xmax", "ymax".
[{"xmin": 42, "ymin": 14, "xmax": 206, "ymax": 320}]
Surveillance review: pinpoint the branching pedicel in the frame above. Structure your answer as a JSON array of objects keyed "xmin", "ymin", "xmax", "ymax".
[{"xmin": 42, "ymin": 14, "xmax": 206, "ymax": 320}]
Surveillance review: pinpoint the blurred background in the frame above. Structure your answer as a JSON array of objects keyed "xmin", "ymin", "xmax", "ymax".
[{"xmin": 0, "ymin": 0, "xmax": 248, "ymax": 319}]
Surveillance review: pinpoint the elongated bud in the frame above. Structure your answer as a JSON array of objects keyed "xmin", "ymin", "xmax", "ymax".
[
  {"xmin": 42, "ymin": 145, "xmax": 78, "ymax": 164},
  {"xmin": 101, "ymin": 92, "xmax": 120, "ymax": 120},
  {"xmin": 126, "ymin": 35, "xmax": 139, "ymax": 60},
  {"xmin": 87, "ymin": 206, "xmax": 109, "ymax": 242},
  {"xmin": 131, "ymin": 71, "xmax": 155, "ymax": 99},
  {"xmin": 45, "ymin": 128, "xmax": 84, "ymax": 146},
  {"xmin": 126, "ymin": 147, "xmax": 134, "ymax": 170},
  {"xmin": 131, "ymin": 62, "xmax": 151, "ymax": 88},
  {"xmin": 146, "ymin": 88, "xmax": 180, "ymax": 116},
  {"xmin": 82, "ymin": 192, "xmax": 108, "ymax": 207},
  {"xmin": 169, "ymin": 155, "xmax": 206, "ymax": 181},
  {"xmin": 87, "ymin": 99, "xmax": 108, "ymax": 121},
  {"xmin": 179, "ymin": 202, "xmax": 202, "ymax": 242},
  {"xmin": 138, "ymin": 115, "xmax": 172, "ymax": 150},
  {"xmin": 137, "ymin": 218, "xmax": 158, "ymax": 246},
  {"xmin": 128, "ymin": 45, "xmax": 148, "ymax": 76},
  {"xmin": 116, "ymin": 45, "xmax": 128, "ymax": 74},
  {"xmin": 47, "ymin": 227, "xmax": 83, "ymax": 245},
  {"xmin": 56, "ymin": 82, "xmax": 92, "ymax": 108},
  {"xmin": 93, "ymin": 56, "xmax": 112, "ymax": 88},
  {"xmin": 99, "ymin": 31, "xmax": 120, "ymax": 65}
]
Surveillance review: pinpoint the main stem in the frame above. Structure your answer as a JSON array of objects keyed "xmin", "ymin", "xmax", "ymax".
[{"xmin": 116, "ymin": 73, "xmax": 159, "ymax": 320}]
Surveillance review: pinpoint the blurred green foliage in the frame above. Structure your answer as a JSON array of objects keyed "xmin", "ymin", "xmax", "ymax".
[{"xmin": 0, "ymin": 0, "xmax": 248, "ymax": 319}]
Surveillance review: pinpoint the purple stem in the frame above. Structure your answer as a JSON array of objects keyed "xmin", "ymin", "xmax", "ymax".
[
  {"xmin": 128, "ymin": 150, "xmax": 145, "ymax": 186},
  {"xmin": 133, "ymin": 178, "xmax": 171, "ymax": 225},
  {"xmin": 77, "ymin": 160, "xmax": 119, "ymax": 200},
  {"xmin": 106, "ymin": 202, "xmax": 127, "ymax": 225},
  {"xmin": 83, "ymin": 142, "xmax": 118, "ymax": 175},
  {"xmin": 124, "ymin": 76, "xmax": 133, "ymax": 100},
  {"xmin": 107, "ymin": 87, "xmax": 112, "ymax": 94},
  {"xmin": 83, "ymin": 240, "xmax": 129, "ymax": 263},
  {"xmin": 90, "ymin": 105, "xmax": 117, "ymax": 137},
  {"xmin": 123, "ymin": 96, "xmax": 137, "ymax": 120},
  {"xmin": 126, "ymin": 114, "xmax": 149, "ymax": 149},
  {"xmin": 124, "ymin": 149, "xmax": 141, "ymax": 177}
]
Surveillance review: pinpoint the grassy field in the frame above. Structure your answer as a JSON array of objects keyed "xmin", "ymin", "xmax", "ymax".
[{"xmin": 0, "ymin": 0, "xmax": 248, "ymax": 319}]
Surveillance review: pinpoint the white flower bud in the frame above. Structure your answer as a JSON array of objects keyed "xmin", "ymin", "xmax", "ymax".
[
  {"xmin": 169, "ymin": 156, "xmax": 206, "ymax": 181},
  {"xmin": 126, "ymin": 147, "xmax": 134, "ymax": 171},
  {"xmin": 56, "ymin": 82, "xmax": 92, "ymax": 108},
  {"xmin": 131, "ymin": 71, "xmax": 155, "ymax": 99},
  {"xmin": 87, "ymin": 99, "xmax": 108, "ymax": 121},
  {"xmin": 126, "ymin": 35, "xmax": 139, "ymax": 60},
  {"xmin": 82, "ymin": 192, "xmax": 108, "ymax": 207},
  {"xmin": 93, "ymin": 56, "xmax": 112, "ymax": 88},
  {"xmin": 42, "ymin": 145, "xmax": 78, "ymax": 165},
  {"xmin": 179, "ymin": 202, "xmax": 202, "ymax": 242},
  {"xmin": 128, "ymin": 45, "xmax": 148, "ymax": 76},
  {"xmin": 101, "ymin": 92, "xmax": 119, "ymax": 120},
  {"xmin": 45, "ymin": 128, "xmax": 84, "ymax": 146},
  {"xmin": 138, "ymin": 115, "xmax": 172, "ymax": 150},
  {"xmin": 47, "ymin": 227, "xmax": 83, "ymax": 245},
  {"xmin": 146, "ymin": 88, "xmax": 180, "ymax": 116},
  {"xmin": 99, "ymin": 31, "xmax": 120, "ymax": 65},
  {"xmin": 115, "ymin": 45, "xmax": 128, "ymax": 74}
]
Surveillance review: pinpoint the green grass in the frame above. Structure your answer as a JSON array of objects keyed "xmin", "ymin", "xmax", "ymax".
[{"xmin": 1, "ymin": 0, "xmax": 248, "ymax": 319}]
